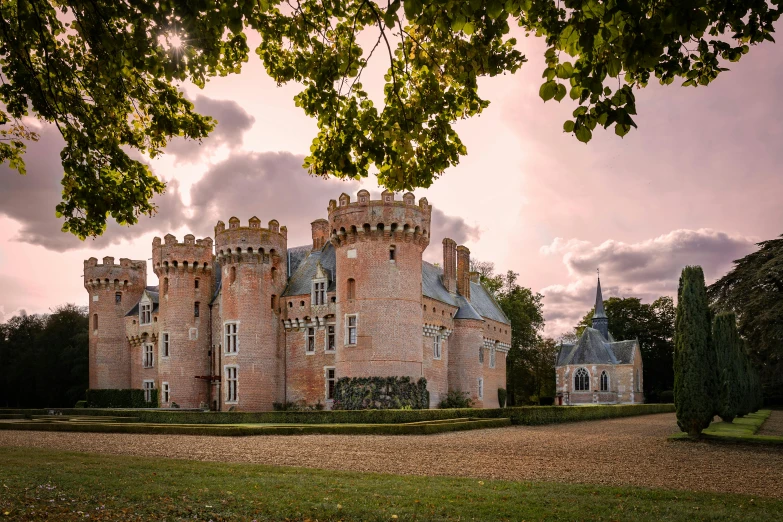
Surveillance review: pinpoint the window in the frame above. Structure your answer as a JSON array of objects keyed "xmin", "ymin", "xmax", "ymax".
[
  {"xmin": 306, "ymin": 327, "xmax": 316, "ymax": 354},
  {"xmin": 143, "ymin": 343, "xmax": 154, "ymax": 368},
  {"xmin": 194, "ymin": 302, "xmax": 200, "ymax": 317},
  {"xmin": 433, "ymin": 335, "xmax": 442, "ymax": 360},
  {"xmin": 225, "ymin": 366, "xmax": 238, "ymax": 403},
  {"xmin": 271, "ymin": 295, "xmax": 277, "ymax": 310},
  {"xmin": 93, "ymin": 314, "xmax": 98, "ymax": 330},
  {"xmin": 389, "ymin": 245, "xmax": 396, "ymax": 261},
  {"xmin": 194, "ymin": 279, "xmax": 199, "ymax": 289},
  {"xmin": 143, "ymin": 380, "xmax": 155, "ymax": 403},
  {"xmin": 574, "ymin": 367, "xmax": 590, "ymax": 391},
  {"xmin": 163, "ymin": 277, "xmax": 169, "ymax": 294},
  {"xmin": 326, "ymin": 325, "xmax": 336, "ymax": 352},
  {"xmin": 224, "ymin": 322, "xmax": 238, "ymax": 354},
  {"xmin": 313, "ymin": 281, "xmax": 326, "ymax": 305},
  {"xmin": 325, "ymin": 367, "xmax": 336, "ymax": 400},
  {"xmin": 636, "ymin": 369, "xmax": 640, "ymax": 392},
  {"xmin": 140, "ymin": 303, "xmax": 152, "ymax": 325},
  {"xmin": 115, "ymin": 292, "xmax": 122, "ymax": 304},
  {"xmin": 230, "ymin": 266, "xmax": 236, "ymax": 284},
  {"xmin": 478, "ymin": 378, "xmax": 484, "ymax": 399},
  {"xmin": 490, "ymin": 347, "xmax": 496, "ymax": 368},
  {"xmin": 347, "ymin": 278, "xmax": 356, "ymax": 300},
  {"xmin": 478, "ymin": 347, "xmax": 484, "ymax": 364},
  {"xmin": 161, "ymin": 332, "xmax": 170, "ymax": 358},
  {"xmin": 162, "ymin": 382, "xmax": 170, "ymax": 403},
  {"xmin": 600, "ymin": 371, "xmax": 609, "ymax": 392},
  {"xmin": 345, "ymin": 315, "xmax": 357, "ymax": 345}
]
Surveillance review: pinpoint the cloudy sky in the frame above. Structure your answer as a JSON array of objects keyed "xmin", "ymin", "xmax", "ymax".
[{"xmin": 1, "ymin": 31, "xmax": 780, "ymax": 336}]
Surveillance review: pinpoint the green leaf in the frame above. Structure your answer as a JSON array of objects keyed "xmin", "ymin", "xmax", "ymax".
[
  {"xmin": 539, "ymin": 81, "xmax": 558, "ymax": 101},
  {"xmin": 575, "ymin": 126, "xmax": 592, "ymax": 143},
  {"xmin": 403, "ymin": 0, "xmax": 423, "ymax": 19},
  {"xmin": 554, "ymin": 83, "xmax": 567, "ymax": 102},
  {"xmin": 563, "ymin": 120, "xmax": 575, "ymax": 133},
  {"xmin": 615, "ymin": 123, "xmax": 630, "ymax": 137}
]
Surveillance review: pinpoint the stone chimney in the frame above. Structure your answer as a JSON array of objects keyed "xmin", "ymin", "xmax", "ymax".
[
  {"xmin": 311, "ymin": 219, "xmax": 330, "ymax": 251},
  {"xmin": 469, "ymin": 271, "xmax": 480, "ymax": 284},
  {"xmin": 456, "ymin": 245, "xmax": 471, "ymax": 301},
  {"xmin": 442, "ymin": 238, "xmax": 457, "ymax": 293}
]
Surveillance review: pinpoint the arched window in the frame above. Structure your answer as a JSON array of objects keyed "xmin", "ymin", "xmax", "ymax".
[
  {"xmin": 230, "ymin": 266, "xmax": 236, "ymax": 284},
  {"xmin": 347, "ymin": 278, "xmax": 356, "ymax": 300},
  {"xmin": 163, "ymin": 277, "xmax": 169, "ymax": 295},
  {"xmin": 389, "ymin": 245, "xmax": 396, "ymax": 261},
  {"xmin": 574, "ymin": 367, "xmax": 590, "ymax": 391},
  {"xmin": 600, "ymin": 371, "xmax": 609, "ymax": 392}
]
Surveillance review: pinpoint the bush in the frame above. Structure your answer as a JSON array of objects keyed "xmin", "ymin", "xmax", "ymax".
[
  {"xmin": 333, "ymin": 376, "xmax": 429, "ymax": 410},
  {"xmin": 85, "ymin": 389, "xmax": 159, "ymax": 408},
  {"xmin": 659, "ymin": 390, "xmax": 674, "ymax": 403},
  {"xmin": 497, "ymin": 388, "xmax": 507, "ymax": 408},
  {"xmin": 74, "ymin": 400, "xmax": 86, "ymax": 408},
  {"xmin": 538, "ymin": 397, "xmax": 554, "ymax": 406},
  {"xmin": 438, "ymin": 390, "xmax": 474, "ymax": 409},
  {"xmin": 273, "ymin": 400, "xmax": 325, "ymax": 412}
]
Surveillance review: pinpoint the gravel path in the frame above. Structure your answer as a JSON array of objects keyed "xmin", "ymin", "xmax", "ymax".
[
  {"xmin": 758, "ymin": 409, "xmax": 783, "ymax": 436},
  {"xmin": 2, "ymin": 413, "xmax": 782, "ymax": 498}
]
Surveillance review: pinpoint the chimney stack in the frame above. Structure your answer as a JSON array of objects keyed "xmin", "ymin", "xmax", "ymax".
[
  {"xmin": 456, "ymin": 245, "xmax": 471, "ymax": 300},
  {"xmin": 442, "ymin": 238, "xmax": 457, "ymax": 293},
  {"xmin": 311, "ymin": 219, "xmax": 329, "ymax": 251}
]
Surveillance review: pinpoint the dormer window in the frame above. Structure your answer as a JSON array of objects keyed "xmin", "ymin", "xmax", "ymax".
[
  {"xmin": 313, "ymin": 281, "xmax": 326, "ymax": 305},
  {"xmin": 140, "ymin": 303, "xmax": 152, "ymax": 325}
]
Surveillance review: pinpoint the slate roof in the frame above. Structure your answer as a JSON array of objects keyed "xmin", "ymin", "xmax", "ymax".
[
  {"xmin": 125, "ymin": 287, "xmax": 160, "ymax": 317},
  {"xmin": 469, "ymin": 280, "xmax": 510, "ymax": 324},
  {"xmin": 422, "ymin": 261, "xmax": 457, "ymax": 306},
  {"xmin": 287, "ymin": 245, "xmax": 312, "ymax": 278},
  {"xmin": 557, "ymin": 327, "xmax": 638, "ymax": 366},
  {"xmin": 282, "ymin": 243, "xmax": 336, "ymax": 297}
]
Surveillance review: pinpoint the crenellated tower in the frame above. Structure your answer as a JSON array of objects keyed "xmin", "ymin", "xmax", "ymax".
[
  {"xmin": 84, "ymin": 257, "xmax": 147, "ymax": 389},
  {"xmin": 329, "ymin": 190, "xmax": 431, "ymax": 379},
  {"xmin": 152, "ymin": 234, "xmax": 214, "ymax": 408},
  {"xmin": 214, "ymin": 216, "xmax": 287, "ymax": 410}
]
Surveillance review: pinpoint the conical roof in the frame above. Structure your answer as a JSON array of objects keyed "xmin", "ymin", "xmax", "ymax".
[{"xmin": 593, "ymin": 277, "xmax": 607, "ymax": 319}]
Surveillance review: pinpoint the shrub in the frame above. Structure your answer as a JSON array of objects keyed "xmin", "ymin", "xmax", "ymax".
[
  {"xmin": 538, "ymin": 397, "xmax": 554, "ymax": 406},
  {"xmin": 274, "ymin": 401, "xmax": 325, "ymax": 412},
  {"xmin": 713, "ymin": 313, "xmax": 744, "ymax": 423},
  {"xmin": 170, "ymin": 402, "xmax": 180, "ymax": 409},
  {"xmin": 659, "ymin": 390, "xmax": 674, "ymax": 403},
  {"xmin": 438, "ymin": 390, "xmax": 474, "ymax": 409},
  {"xmin": 74, "ymin": 400, "xmax": 86, "ymax": 408},
  {"xmin": 85, "ymin": 389, "xmax": 158, "ymax": 408},
  {"xmin": 497, "ymin": 388, "xmax": 507, "ymax": 408},
  {"xmin": 333, "ymin": 376, "xmax": 429, "ymax": 410}
]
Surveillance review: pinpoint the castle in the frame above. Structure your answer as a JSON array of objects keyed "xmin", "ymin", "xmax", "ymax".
[
  {"xmin": 84, "ymin": 190, "xmax": 511, "ymax": 411},
  {"xmin": 555, "ymin": 278, "xmax": 644, "ymax": 405}
]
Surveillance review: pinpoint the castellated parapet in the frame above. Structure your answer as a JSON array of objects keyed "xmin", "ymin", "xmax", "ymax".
[
  {"xmin": 84, "ymin": 257, "xmax": 147, "ymax": 390},
  {"xmin": 329, "ymin": 190, "xmax": 431, "ymax": 380},
  {"xmin": 215, "ymin": 217, "xmax": 288, "ymax": 266}
]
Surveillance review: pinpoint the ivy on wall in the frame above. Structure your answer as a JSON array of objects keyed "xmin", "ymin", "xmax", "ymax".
[{"xmin": 333, "ymin": 376, "xmax": 429, "ymax": 410}]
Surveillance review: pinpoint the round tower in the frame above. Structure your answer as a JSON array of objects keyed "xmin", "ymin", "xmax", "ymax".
[
  {"xmin": 215, "ymin": 216, "xmax": 287, "ymax": 411},
  {"xmin": 84, "ymin": 257, "xmax": 147, "ymax": 390},
  {"xmin": 152, "ymin": 234, "xmax": 214, "ymax": 408},
  {"xmin": 329, "ymin": 190, "xmax": 431, "ymax": 379}
]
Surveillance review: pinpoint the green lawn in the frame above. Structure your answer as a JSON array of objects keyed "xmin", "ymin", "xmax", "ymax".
[
  {"xmin": 670, "ymin": 410, "xmax": 783, "ymax": 445},
  {"xmin": 0, "ymin": 446, "xmax": 779, "ymax": 521}
]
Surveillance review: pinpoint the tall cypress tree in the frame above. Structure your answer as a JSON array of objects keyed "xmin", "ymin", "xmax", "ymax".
[
  {"xmin": 713, "ymin": 313, "xmax": 743, "ymax": 423},
  {"xmin": 674, "ymin": 266, "xmax": 717, "ymax": 437}
]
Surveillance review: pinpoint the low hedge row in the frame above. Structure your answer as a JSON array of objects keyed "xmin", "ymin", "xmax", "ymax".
[
  {"xmin": 86, "ymin": 389, "xmax": 159, "ymax": 409},
  {"xmin": 0, "ymin": 403, "xmax": 674, "ymax": 425}
]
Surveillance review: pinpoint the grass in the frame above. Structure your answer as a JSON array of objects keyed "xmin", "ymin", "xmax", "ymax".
[
  {"xmin": 0, "ymin": 446, "xmax": 780, "ymax": 521},
  {"xmin": 670, "ymin": 410, "xmax": 783, "ymax": 445}
]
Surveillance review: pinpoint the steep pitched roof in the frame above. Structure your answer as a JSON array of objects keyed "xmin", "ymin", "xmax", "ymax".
[
  {"xmin": 422, "ymin": 261, "xmax": 457, "ymax": 306},
  {"xmin": 557, "ymin": 327, "xmax": 638, "ymax": 366},
  {"xmin": 469, "ymin": 281, "xmax": 510, "ymax": 324},
  {"xmin": 593, "ymin": 277, "xmax": 607, "ymax": 319},
  {"xmin": 422, "ymin": 262, "xmax": 509, "ymax": 325},
  {"xmin": 282, "ymin": 243, "xmax": 336, "ymax": 297}
]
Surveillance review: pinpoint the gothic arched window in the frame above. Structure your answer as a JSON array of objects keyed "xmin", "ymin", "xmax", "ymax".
[
  {"xmin": 574, "ymin": 367, "xmax": 590, "ymax": 391},
  {"xmin": 600, "ymin": 371, "xmax": 609, "ymax": 392}
]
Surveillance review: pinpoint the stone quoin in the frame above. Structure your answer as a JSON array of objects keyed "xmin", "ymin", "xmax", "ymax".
[{"xmin": 85, "ymin": 192, "xmax": 511, "ymax": 411}]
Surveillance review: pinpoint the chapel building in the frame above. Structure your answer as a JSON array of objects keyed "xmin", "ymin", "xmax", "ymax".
[
  {"xmin": 555, "ymin": 278, "xmax": 644, "ymax": 405},
  {"xmin": 84, "ymin": 190, "xmax": 511, "ymax": 411}
]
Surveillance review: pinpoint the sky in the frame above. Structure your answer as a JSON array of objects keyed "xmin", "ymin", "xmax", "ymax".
[{"xmin": 1, "ymin": 30, "xmax": 781, "ymax": 337}]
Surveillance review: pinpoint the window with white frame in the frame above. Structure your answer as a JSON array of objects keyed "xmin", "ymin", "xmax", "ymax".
[
  {"xmin": 478, "ymin": 378, "xmax": 484, "ymax": 399},
  {"xmin": 143, "ymin": 380, "xmax": 155, "ymax": 402},
  {"xmin": 313, "ymin": 281, "xmax": 326, "ymax": 305},
  {"xmin": 489, "ymin": 347, "xmax": 496, "ymax": 368},
  {"xmin": 140, "ymin": 303, "xmax": 152, "ymax": 325},
  {"xmin": 161, "ymin": 332, "xmax": 170, "ymax": 358},
  {"xmin": 306, "ymin": 327, "xmax": 316, "ymax": 354},
  {"xmin": 326, "ymin": 325, "xmax": 336, "ymax": 352},
  {"xmin": 143, "ymin": 343, "xmax": 154, "ymax": 368},
  {"xmin": 345, "ymin": 314, "xmax": 357, "ymax": 345},
  {"xmin": 225, "ymin": 366, "xmax": 238, "ymax": 403},
  {"xmin": 162, "ymin": 382, "xmax": 170, "ymax": 403},
  {"xmin": 224, "ymin": 322, "xmax": 238, "ymax": 354},
  {"xmin": 478, "ymin": 346, "xmax": 484, "ymax": 364},
  {"xmin": 325, "ymin": 367, "xmax": 336, "ymax": 400},
  {"xmin": 433, "ymin": 335, "xmax": 442, "ymax": 360}
]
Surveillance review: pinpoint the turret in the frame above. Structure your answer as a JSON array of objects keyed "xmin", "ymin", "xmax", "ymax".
[
  {"xmin": 328, "ymin": 190, "xmax": 431, "ymax": 379},
  {"xmin": 152, "ymin": 234, "xmax": 214, "ymax": 408},
  {"xmin": 214, "ymin": 217, "xmax": 288, "ymax": 410},
  {"xmin": 592, "ymin": 276, "xmax": 609, "ymax": 340},
  {"xmin": 84, "ymin": 257, "xmax": 147, "ymax": 389}
]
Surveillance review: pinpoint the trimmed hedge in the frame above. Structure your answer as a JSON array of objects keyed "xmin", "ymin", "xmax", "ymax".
[
  {"xmin": 497, "ymin": 388, "xmax": 507, "ymax": 408},
  {"xmin": 0, "ymin": 403, "xmax": 674, "ymax": 426},
  {"xmin": 333, "ymin": 376, "xmax": 429, "ymax": 410},
  {"xmin": 86, "ymin": 389, "xmax": 159, "ymax": 408}
]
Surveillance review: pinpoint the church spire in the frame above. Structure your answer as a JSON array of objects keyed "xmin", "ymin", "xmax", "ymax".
[{"xmin": 592, "ymin": 271, "xmax": 609, "ymax": 339}]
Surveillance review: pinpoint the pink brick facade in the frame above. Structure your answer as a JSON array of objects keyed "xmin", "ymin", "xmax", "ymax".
[{"xmin": 84, "ymin": 191, "xmax": 512, "ymax": 411}]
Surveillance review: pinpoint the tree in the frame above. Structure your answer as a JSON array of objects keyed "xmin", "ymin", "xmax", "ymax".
[
  {"xmin": 574, "ymin": 295, "xmax": 675, "ymax": 401},
  {"xmin": 2, "ymin": 1, "xmax": 779, "ymax": 238},
  {"xmin": 708, "ymin": 235, "xmax": 783, "ymax": 403},
  {"xmin": 674, "ymin": 266, "xmax": 716, "ymax": 437},
  {"xmin": 712, "ymin": 312, "xmax": 743, "ymax": 423}
]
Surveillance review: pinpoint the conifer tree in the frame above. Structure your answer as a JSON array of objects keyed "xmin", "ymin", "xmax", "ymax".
[
  {"xmin": 674, "ymin": 266, "xmax": 717, "ymax": 437},
  {"xmin": 713, "ymin": 313, "xmax": 743, "ymax": 423}
]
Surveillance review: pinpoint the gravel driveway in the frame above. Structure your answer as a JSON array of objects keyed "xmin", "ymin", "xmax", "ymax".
[{"xmin": 2, "ymin": 413, "xmax": 782, "ymax": 498}]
